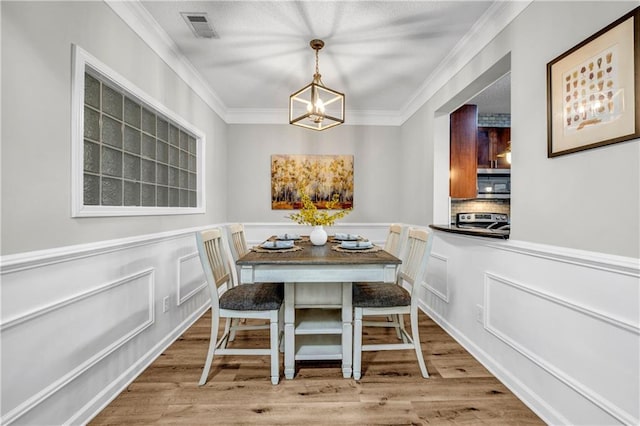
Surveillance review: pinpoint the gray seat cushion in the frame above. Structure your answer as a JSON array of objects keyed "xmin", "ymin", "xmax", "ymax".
[
  {"xmin": 220, "ymin": 283, "xmax": 283, "ymax": 311},
  {"xmin": 352, "ymin": 282, "xmax": 410, "ymax": 308}
]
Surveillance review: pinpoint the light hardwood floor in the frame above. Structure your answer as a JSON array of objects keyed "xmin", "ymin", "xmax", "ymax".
[{"xmin": 90, "ymin": 311, "xmax": 543, "ymax": 425}]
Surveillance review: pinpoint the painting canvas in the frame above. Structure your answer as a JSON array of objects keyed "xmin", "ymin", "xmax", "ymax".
[
  {"xmin": 271, "ymin": 154, "xmax": 353, "ymax": 210},
  {"xmin": 547, "ymin": 7, "xmax": 639, "ymax": 157}
]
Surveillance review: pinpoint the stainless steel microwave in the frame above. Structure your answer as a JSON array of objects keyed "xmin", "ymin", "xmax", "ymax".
[{"xmin": 477, "ymin": 168, "xmax": 510, "ymax": 199}]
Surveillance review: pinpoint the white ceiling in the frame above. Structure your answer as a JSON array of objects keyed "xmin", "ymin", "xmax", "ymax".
[
  {"xmin": 469, "ymin": 72, "xmax": 511, "ymax": 115},
  {"xmin": 135, "ymin": 1, "xmax": 513, "ymax": 122}
]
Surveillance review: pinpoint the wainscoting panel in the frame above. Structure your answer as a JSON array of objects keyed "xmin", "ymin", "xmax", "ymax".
[
  {"xmin": 1, "ymin": 269, "xmax": 154, "ymax": 424},
  {"xmin": 424, "ymin": 253, "xmax": 449, "ymax": 303},
  {"xmin": 485, "ymin": 273, "xmax": 639, "ymax": 425},
  {"xmin": 177, "ymin": 251, "xmax": 207, "ymax": 306},
  {"xmin": 421, "ymin": 231, "xmax": 639, "ymax": 426},
  {"xmin": 0, "ymin": 227, "xmax": 212, "ymax": 425}
]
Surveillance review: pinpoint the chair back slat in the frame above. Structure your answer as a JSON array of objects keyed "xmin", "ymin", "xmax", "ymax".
[
  {"xmin": 228, "ymin": 223, "xmax": 249, "ymax": 259},
  {"xmin": 384, "ymin": 223, "xmax": 404, "ymax": 257},
  {"xmin": 196, "ymin": 228, "xmax": 235, "ymax": 310},
  {"xmin": 397, "ymin": 227, "xmax": 432, "ymax": 290},
  {"xmin": 227, "ymin": 223, "xmax": 250, "ymax": 285},
  {"xmin": 215, "ymin": 272, "xmax": 231, "ymax": 288},
  {"xmin": 204, "ymin": 235, "xmax": 229, "ymax": 288}
]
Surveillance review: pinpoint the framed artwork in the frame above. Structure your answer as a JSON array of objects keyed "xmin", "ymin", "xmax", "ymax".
[
  {"xmin": 547, "ymin": 6, "xmax": 640, "ymax": 157},
  {"xmin": 271, "ymin": 154, "xmax": 353, "ymax": 210}
]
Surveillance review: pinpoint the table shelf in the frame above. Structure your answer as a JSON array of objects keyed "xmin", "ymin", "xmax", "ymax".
[
  {"xmin": 295, "ymin": 309, "xmax": 342, "ymax": 335},
  {"xmin": 295, "ymin": 335, "xmax": 342, "ymax": 361}
]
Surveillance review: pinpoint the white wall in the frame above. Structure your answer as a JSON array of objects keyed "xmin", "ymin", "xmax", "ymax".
[
  {"xmin": 399, "ymin": 110, "xmax": 432, "ymax": 226},
  {"xmin": 422, "ymin": 233, "xmax": 639, "ymax": 425},
  {"xmin": 0, "ymin": 1, "xmax": 228, "ymax": 255},
  {"xmin": 226, "ymin": 124, "xmax": 403, "ymax": 224},
  {"xmin": 1, "ymin": 2, "xmax": 226, "ymax": 424},
  {"xmin": 2, "ymin": 1, "xmax": 640, "ymax": 425},
  {"xmin": 402, "ymin": 1, "xmax": 640, "ymax": 424},
  {"xmin": 510, "ymin": 1, "xmax": 639, "ymax": 258},
  {"xmin": 402, "ymin": 1, "xmax": 639, "ymax": 258},
  {"xmin": 1, "ymin": 228, "xmax": 212, "ymax": 425}
]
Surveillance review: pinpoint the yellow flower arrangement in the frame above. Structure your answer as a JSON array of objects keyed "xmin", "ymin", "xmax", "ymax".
[{"xmin": 287, "ymin": 193, "xmax": 351, "ymax": 226}]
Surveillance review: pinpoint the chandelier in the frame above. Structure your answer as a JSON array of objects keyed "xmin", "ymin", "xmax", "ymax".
[{"xmin": 289, "ymin": 39, "xmax": 345, "ymax": 131}]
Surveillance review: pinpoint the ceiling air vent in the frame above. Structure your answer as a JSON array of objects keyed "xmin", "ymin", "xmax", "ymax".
[{"xmin": 180, "ymin": 12, "xmax": 218, "ymax": 39}]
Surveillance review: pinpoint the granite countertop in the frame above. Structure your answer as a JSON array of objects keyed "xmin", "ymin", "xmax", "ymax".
[{"xmin": 429, "ymin": 224, "xmax": 509, "ymax": 239}]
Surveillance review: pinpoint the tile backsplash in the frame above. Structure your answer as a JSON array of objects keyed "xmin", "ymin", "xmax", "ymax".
[
  {"xmin": 477, "ymin": 113, "xmax": 511, "ymax": 127},
  {"xmin": 450, "ymin": 199, "xmax": 510, "ymax": 223}
]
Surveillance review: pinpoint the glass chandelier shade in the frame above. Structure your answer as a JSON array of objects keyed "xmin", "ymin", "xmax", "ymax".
[{"xmin": 289, "ymin": 39, "xmax": 345, "ymax": 131}]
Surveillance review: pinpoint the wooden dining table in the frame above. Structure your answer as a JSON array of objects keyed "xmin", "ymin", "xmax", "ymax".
[{"xmin": 236, "ymin": 237, "xmax": 401, "ymax": 379}]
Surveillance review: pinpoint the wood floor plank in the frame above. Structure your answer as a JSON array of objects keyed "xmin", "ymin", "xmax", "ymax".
[
  {"xmin": 157, "ymin": 401, "xmax": 423, "ymax": 425},
  {"xmin": 89, "ymin": 311, "xmax": 544, "ymax": 425},
  {"xmin": 411, "ymin": 399, "xmax": 544, "ymax": 425},
  {"xmin": 429, "ymin": 354, "xmax": 494, "ymax": 379}
]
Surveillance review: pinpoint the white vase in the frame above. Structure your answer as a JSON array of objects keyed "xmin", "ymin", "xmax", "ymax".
[{"xmin": 309, "ymin": 225, "xmax": 328, "ymax": 246}]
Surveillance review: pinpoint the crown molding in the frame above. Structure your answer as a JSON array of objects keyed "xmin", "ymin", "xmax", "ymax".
[
  {"xmin": 225, "ymin": 108, "xmax": 404, "ymax": 126},
  {"xmin": 398, "ymin": 0, "xmax": 532, "ymax": 124},
  {"xmin": 106, "ymin": 0, "xmax": 531, "ymax": 127},
  {"xmin": 105, "ymin": 0, "xmax": 228, "ymax": 120}
]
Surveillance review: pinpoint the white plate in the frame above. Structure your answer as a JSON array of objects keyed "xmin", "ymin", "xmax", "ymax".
[
  {"xmin": 334, "ymin": 234, "xmax": 360, "ymax": 241},
  {"xmin": 340, "ymin": 241, "xmax": 373, "ymax": 249},
  {"xmin": 261, "ymin": 241, "xmax": 294, "ymax": 249},
  {"xmin": 276, "ymin": 234, "xmax": 301, "ymax": 240},
  {"xmin": 340, "ymin": 245, "xmax": 373, "ymax": 250}
]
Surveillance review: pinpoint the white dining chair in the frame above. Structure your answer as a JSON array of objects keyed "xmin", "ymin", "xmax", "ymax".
[
  {"xmin": 352, "ymin": 227, "xmax": 433, "ymax": 380},
  {"xmin": 227, "ymin": 223, "xmax": 250, "ymax": 262},
  {"xmin": 381, "ymin": 223, "xmax": 408, "ymax": 340},
  {"xmin": 383, "ymin": 223, "xmax": 406, "ymax": 257},
  {"xmin": 195, "ymin": 227, "xmax": 283, "ymax": 385},
  {"xmin": 226, "ymin": 223, "xmax": 282, "ymax": 341}
]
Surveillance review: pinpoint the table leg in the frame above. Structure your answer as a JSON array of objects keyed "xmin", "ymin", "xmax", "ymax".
[
  {"xmin": 284, "ymin": 282, "xmax": 295, "ymax": 379},
  {"xmin": 341, "ymin": 282, "xmax": 353, "ymax": 378}
]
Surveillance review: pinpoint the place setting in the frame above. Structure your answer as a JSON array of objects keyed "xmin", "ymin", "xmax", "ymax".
[
  {"xmin": 331, "ymin": 238, "xmax": 382, "ymax": 253},
  {"xmin": 274, "ymin": 233, "xmax": 305, "ymax": 241},
  {"xmin": 252, "ymin": 233, "xmax": 304, "ymax": 253},
  {"xmin": 329, "ymin": 232, "xmax": 363, "ymax": 242}
]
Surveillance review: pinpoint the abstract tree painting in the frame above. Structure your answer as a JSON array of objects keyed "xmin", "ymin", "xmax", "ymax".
[{"xmin": 271, "ymin": 154, "xmax": 354, "ymax": 210}]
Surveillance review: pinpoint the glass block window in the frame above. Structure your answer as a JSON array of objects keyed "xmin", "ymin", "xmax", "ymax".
[{"xmin": 72, "ymin": 45, "xmax": 205, "ymax": 217}]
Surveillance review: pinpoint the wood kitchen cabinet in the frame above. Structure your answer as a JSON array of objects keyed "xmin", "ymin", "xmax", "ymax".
[
  {"xmin": 450, "ymin": 104, "xmax": 478, "ymax": 199},
  {"xmin": 477, "ymin": 127, "xmax": 511, "ymax": 169}
]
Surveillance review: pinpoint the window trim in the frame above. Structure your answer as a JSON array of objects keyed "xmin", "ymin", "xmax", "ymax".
[{"xmin": 71, "ymin": 44, "xmax": 206, "ymax": 217}]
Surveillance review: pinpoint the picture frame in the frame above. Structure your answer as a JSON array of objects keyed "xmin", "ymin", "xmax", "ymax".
[
  {"xmin": 547, "ymin": 6, "xmax": 640, "ymax": 157},
  {"xmin": 271, "ymin": 154, "xmax": 354, "ymax": 210}
]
